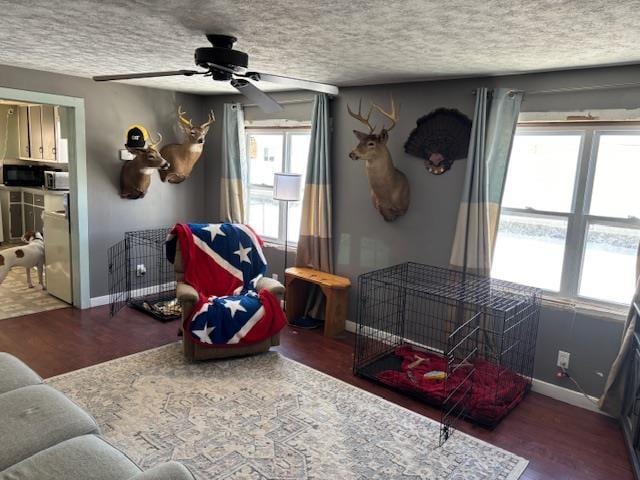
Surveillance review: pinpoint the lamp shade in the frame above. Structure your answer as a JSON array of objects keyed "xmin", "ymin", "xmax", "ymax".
[{"xmin": 273, "ymin": 172, "xmax": 302, "ymax": 201}]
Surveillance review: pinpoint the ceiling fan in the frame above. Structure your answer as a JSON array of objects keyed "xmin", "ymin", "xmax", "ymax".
[{"xmin": 93, "ymin": 34, "xmax": 339, "ymax": 113}]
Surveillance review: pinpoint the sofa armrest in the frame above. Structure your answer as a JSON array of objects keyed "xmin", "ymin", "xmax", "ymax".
[
  {"xmin": 130, "ymin": 461, "xmax": 196, "ymax": 480},
  {"xmin": 177, "ymin": 282, "xmax": 199, "ymax": 319},
  {"xmin": 257, "ymin": 277, "xmax": 285, "ymax": 298}
]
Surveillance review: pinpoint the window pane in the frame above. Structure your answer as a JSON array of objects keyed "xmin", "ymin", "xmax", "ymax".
[
  {"xmin": 247, "ymin": 134, "xmax": 283, "ymax": 186},
  {"xmin": 579, "ymin": 224, "xmax": 640, "ymax": 304},
  {"xmin": 288, "ymin": 134, "xmax": 311, "ymax": 230},
  {"xmin": 247, "ymin": 188, "xmax": 279, "ymax": 239},
  {"xmin": 492, "ymin": 214, "xmax": 568, "ymax": 291},
  {"xmin": 502, "ymin": 134, "xmax": 581, "ymax": 212},
  {"xmin": 289, "ymin": 134, "xmax": 310, "ymax": 176},
  {"xmin": 589, "ymin": 134, "xmax": 640, "ymax": 219},
  {"xmin": 287, "ymin": 201, "xmax": 302, "ymax": 244}
]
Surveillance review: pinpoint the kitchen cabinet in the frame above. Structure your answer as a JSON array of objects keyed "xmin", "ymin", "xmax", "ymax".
[
  {"xmin": 9, "ymin": 203, "xmax": 22, "ymax": 239},
  {"xmin": 22, "ymin": 192, "xmax": 44, "ymax": 234},
  {"xmin": 41, "ymin": 105, "xmax": 56, "ymax": 161},
  {"xmin": 17, "ymin": 106, "xmax": 30, "ymax": 158},
  {"xmin": 0, "ymin": 188, "xmax": 46, "ymax": 241},
  {"xmin": 28, "ymin": 105, "xmax": 43, "ymax": 160},
  {"xmin": 18, "ymin": 104, "xmax": 65, "ymax": 163}
]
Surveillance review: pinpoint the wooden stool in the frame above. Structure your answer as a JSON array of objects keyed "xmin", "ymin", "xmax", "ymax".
[{"xmin": 284, "ymin": 267, "xmax": 351, "ymax": 337}]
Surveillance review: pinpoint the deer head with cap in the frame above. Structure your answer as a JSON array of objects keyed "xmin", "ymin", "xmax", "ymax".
[{"xmin": 120, "ymin": 132, "xmax": 168, "ymax": 199}]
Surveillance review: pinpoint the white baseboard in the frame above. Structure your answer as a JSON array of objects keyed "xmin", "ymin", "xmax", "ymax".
[
  {"xmin": 90, "ymin": 295, "xmax": 110, "ymax": 307},
  {"xmin": 345, "ymin": 320, "xmax": 605, "ymax": 415},
  {"xmin": 90, "ymin": 282, "xmax": 175, "ymax": 308},
  {"xmin": 531, "ymin": 378, "xmax": 604, "ymax": 415}
]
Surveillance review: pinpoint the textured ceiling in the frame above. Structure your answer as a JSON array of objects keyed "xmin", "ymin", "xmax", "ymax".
[{"xmin": 0, "ymin": 0, "xmax": 639, "ymax": 95}]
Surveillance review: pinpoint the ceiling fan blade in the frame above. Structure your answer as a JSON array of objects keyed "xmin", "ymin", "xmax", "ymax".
[
  {"xmin": 231, "ymin": 79, "xmax": 283, "ymax": 113},
  {"xmin": 93, "ymin": 69, "xmax": 202, "ymax": 82},
  {"xmin": 248, "ymin": 72, "xmax": 338, "ymax": 95}
]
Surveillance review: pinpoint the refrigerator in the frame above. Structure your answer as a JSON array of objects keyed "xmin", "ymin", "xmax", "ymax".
[{"xmin": 42, "ymin": 208, "xmax": 72, "ymax": 304}]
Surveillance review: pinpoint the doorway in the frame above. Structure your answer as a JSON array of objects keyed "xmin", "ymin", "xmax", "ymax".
[{"xmin": 0, "ymin": 87, "xmax": 90, "ymax": 309}]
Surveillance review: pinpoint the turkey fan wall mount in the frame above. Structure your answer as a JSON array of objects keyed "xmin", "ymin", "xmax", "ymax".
[
  {"xmin": 93, "ymin": 34, "xmax": 339, "ymax": 113},
  {"xmin": 404, "ymin": 108, "xmax": 472, "ymax": 175}
]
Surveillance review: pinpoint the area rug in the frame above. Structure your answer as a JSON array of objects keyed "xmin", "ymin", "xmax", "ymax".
[
  {"xmin": 0, "ymin": 268, "xmax": 68, "ymax": 320},
  {"xmin": 47, "ymin": 343, "xmax": 528, "ymax": 479}
]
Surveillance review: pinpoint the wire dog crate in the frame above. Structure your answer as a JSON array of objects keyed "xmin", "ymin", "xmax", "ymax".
[
  {"xmin": 108, "ymin": 227, "xmax": 181, "ymax": 322},
  {"xmin": 353, "ymin": 262, "xmax": 540, "ymax": 443}
]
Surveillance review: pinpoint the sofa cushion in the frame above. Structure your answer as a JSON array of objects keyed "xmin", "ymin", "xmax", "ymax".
[
  {"xmin": 0, "ymin": 353, "xmax": 42, "ymax": 394},
  {"xmin": 0, "ymin": 435, "xmax": 141, "ymax": 480},
  {"xmin": 0, "ymin": 384, "xmax": 100, "ymax": 471}
]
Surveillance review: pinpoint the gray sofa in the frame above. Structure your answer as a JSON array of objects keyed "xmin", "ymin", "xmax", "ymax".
[{"xmin": 0, "ymin": 353, "xmax": 195, "ymax": 480}]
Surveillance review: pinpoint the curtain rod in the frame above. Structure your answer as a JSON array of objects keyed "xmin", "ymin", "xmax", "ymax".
[{"xmin": 472, "ymin": 80, "xmax": 640, "ymax": 96}]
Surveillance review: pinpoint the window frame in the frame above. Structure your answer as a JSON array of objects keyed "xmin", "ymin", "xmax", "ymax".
[
  {"xmin": 245, "ymin": 127, "xmax": 310, "ymax": 246},
  {"xmin": 497, "ymin": 123, "xmax": 640, "ymax": 307}
]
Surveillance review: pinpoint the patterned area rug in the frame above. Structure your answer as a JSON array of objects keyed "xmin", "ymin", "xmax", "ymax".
[
  {"xmin": 47, "ymin": 343, "xmax": 528, "ymax": 479},
  {"xmin": 0, "ymin": 268, "xmax": 68, "ymax": 320}
]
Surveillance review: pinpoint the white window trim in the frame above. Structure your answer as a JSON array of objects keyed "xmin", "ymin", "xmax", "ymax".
[
  {"xmin": 245, "ymin": 127, "xmax": 310, "ymax": 247},
  {"xmin": 496, "ymin": 123, "xmax": 640, "ymax": 314}
]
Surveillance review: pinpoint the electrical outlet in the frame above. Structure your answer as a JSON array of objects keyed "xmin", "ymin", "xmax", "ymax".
[
  {"xmin": 136, "ymin": 264, "xmax": 147, "ymax": 277},
  {"xmin": 557, "ymin": 350, "xmax": 570, "ymax": 369},
  {"xmin": 271, "ymin": 273, "xmax": 279, "ymax": 281}
]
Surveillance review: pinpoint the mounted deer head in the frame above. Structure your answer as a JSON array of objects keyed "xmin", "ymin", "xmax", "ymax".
[
  {"xmin": 348, "ymin": 96, "xmax": 410, "ymax": 221},
  {"xmin": 120, "ymin": 133, "xmax": 169, "ymax": 199},
  {"xmin": 159, "ymin": 106, "xmax": 215, "ymax": 183}
]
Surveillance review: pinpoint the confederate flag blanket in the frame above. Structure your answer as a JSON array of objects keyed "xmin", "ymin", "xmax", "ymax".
[{"xmin": 166, "ymin": 223, "xmax": 286, "ymax": 347}]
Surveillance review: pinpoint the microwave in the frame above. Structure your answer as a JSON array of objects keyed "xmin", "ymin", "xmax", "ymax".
[
  {"xmin": 3, "ymin": 164, "xmax": 48, "ymax": 187},
  {"xmin": 44, "ymin": 171, "xmax": 69, "ymax": 190}
]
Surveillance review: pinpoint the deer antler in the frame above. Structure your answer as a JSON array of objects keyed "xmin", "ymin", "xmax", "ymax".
[
  {"xmin": 148, "ymin": 132, "xmax": 163, "ymax": 150},
  {"xmin": 347, "ymin": 98, "xmax": 376, "ymax": 133},
  {"xmin": 177, "ymin": 105, "xmax": 193, "ymax": 128},
  {"xmin": 372, "ymin": 96, "xmax": 399, "ymax": 132},
  {"xmin": 200, "ymin": 109, "xmax": 215, "ymax": 129}
]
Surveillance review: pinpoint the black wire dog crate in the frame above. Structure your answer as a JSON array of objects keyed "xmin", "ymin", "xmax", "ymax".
[
  {"xmin": 108, "ymin": 227, "xmax": 181, "ymax": 322},
  {"xmin": 353, "ymin": 262, "xmax": 540, "ymax": 442}
]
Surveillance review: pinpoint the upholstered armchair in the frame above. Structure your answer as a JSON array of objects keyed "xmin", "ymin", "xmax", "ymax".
[{"xmin": 173, "ymin": 242, "xmax": 285, "ymax": 361}]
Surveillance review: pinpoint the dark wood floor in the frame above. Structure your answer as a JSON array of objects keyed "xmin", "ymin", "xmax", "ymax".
[{"xmin": 0, "ymin": 305, "xmax": 632, "ymax": 480}]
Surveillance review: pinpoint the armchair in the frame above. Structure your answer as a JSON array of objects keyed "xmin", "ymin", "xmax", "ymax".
[{"xmin": 173, "ymin": 242, "xmax": 285, "ymax": 361}]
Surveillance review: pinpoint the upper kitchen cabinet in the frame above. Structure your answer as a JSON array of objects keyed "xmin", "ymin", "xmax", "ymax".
[
  {"xmin": 18, "ymin": 104, "xmax": 68, "ymax": 163},
  {"xmin": 17, "ymin": 105, "xmax": 29, "ymax": 158},
  {"xmin": 28, "ymin": 105, "xmax": 43, "ymax": 159}
]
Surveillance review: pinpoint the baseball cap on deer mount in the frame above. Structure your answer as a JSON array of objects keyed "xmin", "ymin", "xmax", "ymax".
[{"xmin": 125, "ymin": 125, "xmax": 150, "ymax": 149}]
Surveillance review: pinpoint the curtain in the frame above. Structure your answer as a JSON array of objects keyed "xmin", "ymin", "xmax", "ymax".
[
  {"xmin": 449, "ymin": 87, "xmax": 524, "ymax": 275},
  {"xmin": 296, "ymin": 94, "xmax": 333, "ymax": 273},
  {"xmin": 293, "ymin": 94, "xmax": 332, "ymax": 322},
  {"xmin": 599, "ymin": 242, "xmax": 640, "ymax": 416},
  {"xmin": 220, "ymin": 103, "xmax": 247, "ymax": 223}
]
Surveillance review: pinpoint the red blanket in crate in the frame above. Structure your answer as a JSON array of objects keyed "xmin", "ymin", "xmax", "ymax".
[{"xmin": 376, "ymin": 345, "xmax": 529, "ymax": 424}]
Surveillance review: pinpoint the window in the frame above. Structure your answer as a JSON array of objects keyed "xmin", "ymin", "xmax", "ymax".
[
  {"xmin": 245, "ymin": 129, "xmax": 311, "ymax": 245},
  {"xmin": 492, "ymin": 125, "xmax": 640, "ymax": 306}
]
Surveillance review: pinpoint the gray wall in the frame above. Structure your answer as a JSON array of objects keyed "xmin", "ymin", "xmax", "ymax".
[
  {"xmin": 0, "ymin": 65, "xmax": 208, "ymax": 297},
  {"xmin": 203, "ymin": 64, "xmax": 640, "ymax": 397}
]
